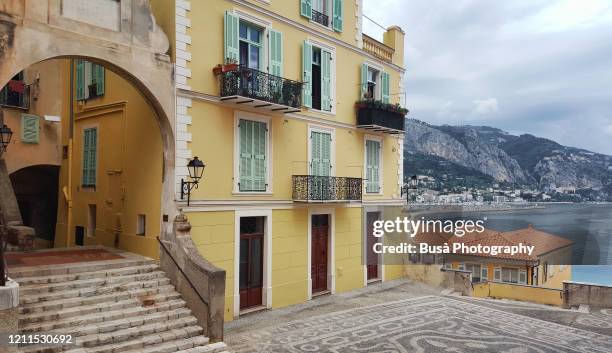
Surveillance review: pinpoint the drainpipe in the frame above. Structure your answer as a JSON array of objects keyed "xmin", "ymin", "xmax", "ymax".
[{"xmin": 65, "ymin": 59, "xmax": 75, "ymax": 247}]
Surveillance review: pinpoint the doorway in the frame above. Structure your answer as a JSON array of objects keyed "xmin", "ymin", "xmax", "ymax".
[
  {"xmin": 311, "ymin": 214, "xmax": 329, "ymax": 294},
  {"xmin": 366, "ymin": 212, "xmax": 381, "ymax": 281},
  {"xmin": 239, "ymin": 216, "xmax": 264, "ymax": 310}
]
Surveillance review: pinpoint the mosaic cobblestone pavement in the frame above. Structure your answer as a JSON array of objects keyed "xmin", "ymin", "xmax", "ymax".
[{"xmin": 227, "ymin": 296, "xmax": 612, "ymax": 353}]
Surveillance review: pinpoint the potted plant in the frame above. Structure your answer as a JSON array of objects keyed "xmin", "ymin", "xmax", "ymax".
[{"xmin": 213, "ymin": 58, "xmax": 240, "ymax": 75}]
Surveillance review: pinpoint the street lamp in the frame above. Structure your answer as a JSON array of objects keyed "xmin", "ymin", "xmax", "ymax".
[
  {"xmin": 181, "ymin": 156, "xmax": 205, "ymax": 206},
  {"xmin": 0, "ymin": 123, "xmax": 12, "ymax": 155}
]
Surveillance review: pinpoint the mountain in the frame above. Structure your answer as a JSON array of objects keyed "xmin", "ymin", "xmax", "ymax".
[{"xmin": 404, "ymin": 119, "xmax": 612, "ymax": 199}]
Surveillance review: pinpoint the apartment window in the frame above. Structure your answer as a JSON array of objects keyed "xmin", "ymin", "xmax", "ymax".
[
  {"xmin": 239, "ymin": 22, "xmax": 263, "ymax": 70},
  {"xmin": 310, "ymin": 129, "xmax": 333, "ymax": 176},
  {"xmin": 0, "ymin": 72, "xmax": 29, "ymax": 109},
  {"xmin": 365, "ymin": 139, "xmax": 381, "ymax": 193},
  {"xmin": 303, "ymin": 41, "xmax": 333, "ymax": 112},
  {"xmin": 443, "ymin": 262, "xmax": 452, "ymax": 269},
  {"xmin": 21, "ymin": 114, "xmax": 40, "ymax": 144},
  {"xmin": 87, "ymin": 205, "xmax": 96, "ymax": 237},
  {"xmin": 238, "ymin": 118, "xmax": 268, "ymax": 192},
  {"xmin": 481, "ymin": 267, "xmax": 489, "ymax": 281},
  {"xmin": 136, "ymin": 214, "xmax": 146, "ymax": 236},
  {"xmin": 501, "ymin": 268, "xmax": 519, "ymax": 284},
  {"xmin": 300, "ymin": 0, "xmax": 343, "ymax": 32},
  {"xmin": 466, "ymin": 264, "xmax": 482, "ymax": 283},
  {"xmin": 519, "ymin": 269, "xmax": 527, "ymax": 285},
  {"xmin": 493, "ymin": 267, "xmax": 501, "ymax": 282},
  {"xmin": 82, "ymin": 127, "xmax": 97, "ymax": 187},
  {"xmin": 361, "ymin": 63, "xmax": 390, "ymax": 103},
  {"xmin": 76, "ymin": 60, "xmax": 105, "ymax": 101},
  {"xmin": 458, "ymin": 263, "xmax": 465, "ymax": 271}
]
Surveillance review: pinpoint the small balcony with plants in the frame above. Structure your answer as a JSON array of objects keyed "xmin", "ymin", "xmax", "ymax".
[
  {"xmin": 355, "ymin": 99, "xmax": 407, "ymax": 134},
  {"xmin": 214, "ymin": 60, "xmax": 303, "ymax": 114}
]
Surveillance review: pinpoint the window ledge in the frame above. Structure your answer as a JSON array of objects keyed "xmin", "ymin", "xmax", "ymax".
[
  {"xmin": 232, "ymin": 191, "xmax": 274, "ymax": 196},
  {"xmin": 306, "ymin": 107, "xmax": 336, "ymax": 117}
]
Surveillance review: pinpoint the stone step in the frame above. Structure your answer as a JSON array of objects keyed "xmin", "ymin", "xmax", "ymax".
[
  {"xmin": 73, "ymin": 335, "xmax": 213, "ymax": 353},
  {"xmin": 9, "ymin": 257, "xmax": 156, "ymax": 279},
  {"xmin": 21, "ymin": 299, "xmax": 187, "ymax": 333},
  {"xmin": 20, "ymin": 292, "xmax": 182, "ymax": 325},
  {"xmin": 20, "ymin": 277, "xmax": 172, "ymax": 304},
  {"xmin": 16, "ymin": 264, "xmax": 160, "ymax": 288},
  {"xmin": 22, "ymin": 325, "xmax": 204, "ymax": 353},
  {"xmin": 19, "ymin": 284, "xmax": 177, "ymax": 314},
  {"xmin": 175, "ymin": 342, "xmax": 229, "ymax": 353}
]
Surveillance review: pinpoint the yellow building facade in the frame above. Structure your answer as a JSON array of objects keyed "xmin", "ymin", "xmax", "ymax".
[{"xmin": 152, "ymin": 0, "xmax": 408, "ymax": 321}]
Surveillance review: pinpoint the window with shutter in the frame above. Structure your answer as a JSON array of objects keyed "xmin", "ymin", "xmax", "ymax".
[
  {"xmin": 381, "ymin": 71, "xmax": 390, "ymax": 103},
  {"xmin": 93, "ymin": 64, "xmax": 105, "ymax": 96},
  {"xmin": 82, "ymin": 128, "xmax": 98, "ymax": 187},
  {"xmin": 302, "ymin": 41, "xmax": 313, "ymax": 108},
  {"xmin": 75, "ymin": 60, "xmax": 105, "ymax": 100},
  {"xmin": 76, "ymin": 60, "xmax": 86, "ymax": 100},
  {"xmin": 311, "ymin": 131, "xmax": 332, "ymax": 177},
  {"xmin": 332, "ymin": 0, "xmax": 343, "ymax": 32},
  {"xmin": 300, "ymin": 0, "xmax": 313, "ymax": 19},
  {"xmin": 224, "ymin": 11, "xmax": 240, "ymax": 63},
  {"xmin": 365, "ymin": 139, "xmax": 381, "ymax": 193},
  {"xmin": 269, "ymin": 29, "xmax": 283, "ymax": 77},
  {"xmin": 21, "ymin": 114, "xmax": 40, "ymax": 144},
  {"xmin": 321, "ymin": 50, "xmax": 331, "ymax": 111},
  {"xmin": 360, "ymin": 63, "xmax": 368, "ymax": 99},
  {"xmin": 239, "ymin": 119, "xmax": 268, "ymax": 192}
]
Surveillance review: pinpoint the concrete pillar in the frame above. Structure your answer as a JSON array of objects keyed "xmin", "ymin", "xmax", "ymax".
[{"xmin": 383, "ymin": 26, "xmax": 405, "ymax": 67}]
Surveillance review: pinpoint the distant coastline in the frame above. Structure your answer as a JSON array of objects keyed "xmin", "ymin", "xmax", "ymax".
[{"xmin": 404, "ymin": 202, "xmax": 546, "ymax": 215}]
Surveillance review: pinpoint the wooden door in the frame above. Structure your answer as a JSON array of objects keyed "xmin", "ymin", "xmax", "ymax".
[
  {"xmin": 311, "ymin": 214, "xmax": 329, "ymax": 293},
  {"xmin": 366, "ymin": 212, "xmax": 380, "ymax": 280},
  {"xmin": 239, "ymin": 217, "xmax": 264, "ymax": 310}
]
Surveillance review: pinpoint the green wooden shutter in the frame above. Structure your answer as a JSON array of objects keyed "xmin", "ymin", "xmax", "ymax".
[
  {"xmin": 310, "ymin": 131, "xmax": 320, "ymax": 176},
  {"xmin": 302, "ymin": 41, "xmax": 313, "ymax": 108},
  {"xmin": 82, "ymin": 128, "xmax": 97, "ymax": 187},
  {"xmin": 21, "ymin": 114, "xmax": 39, "ymax": 144},
  {"xmin": 300, "ymin": 0, "xmax": 312, "ymax": 19},
  {"xmin": 333, "ymin": 0, "xmax": 343, "ymax": 32},
  {"xmin": 321, "ymin": 50, "xmax": 331, "ymax": 111},
  {"xmin": 311, "ymin": 131, "xmax": 332, "ymax": 177},
  {"xmin": 360, "ymin": 63, "xmax": 368, "ymax": 99},
  {"xmin": 252, "ymin": 121, "xmax": 267, "ymax": 191},
  {"xmin": 381, "ymin": 71, "xmax": 390, "ymax": 103},
  {"xmin": 320, "ymin": 133, "xmax": 331, "ymax": 176},
  {"xmin": 239, "ymin": 119, "xmax": 267, "ymax": 192},
  {"xmin": 76, "ymin": 60, "xmax": 86, "ymax": 100},
  {"xmin": 269, "ymin": 29, "xmax": 283, "ymax": 77},
  {"xmin": 366, "ymin": 140, "xmax": 380, "ymax": 193},
  {"xmin": 224, "ymin": 11, "xmax": 239, "ymax": 63},
  {"xmin": 93, "ymin": 64, "xmax": 105, "ymax": 96}
]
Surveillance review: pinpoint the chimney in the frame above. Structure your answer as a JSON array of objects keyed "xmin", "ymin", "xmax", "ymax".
[{"xmin": 383, "ymin": 25, "xmax": 405, "ymax": 67}]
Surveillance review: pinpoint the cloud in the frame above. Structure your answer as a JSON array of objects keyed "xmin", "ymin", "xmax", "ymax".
[
  {"xmin": 363, "ymin": 0, "xmax": 612, "ymax": 154},
  {"xmin": 472, "ymin": 98, "xmax": 500, "ymax": 116}
]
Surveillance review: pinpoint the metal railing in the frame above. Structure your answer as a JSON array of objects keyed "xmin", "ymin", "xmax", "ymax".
[
  {"xmin": 363, "ymin": 34, "xmax": 394, "ymax": 63},
  {"xmin": 0, "ymin": 80, "xmax": 30, "ymax": 109},
  {"xmin": 220, "ymin": 65, "xmax": 303, "ymax": 109},
  {"xmin": 292, "ymin": 175, "xmax": 362, "ymax": 202},
  {"xmin": 312, "ymin": 9, "xmax": 329, "ymax": 27}
]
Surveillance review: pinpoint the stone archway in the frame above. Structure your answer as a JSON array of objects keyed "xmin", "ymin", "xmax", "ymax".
[{"xmin": 0, "ymin": 0, "xmax": 178, "ymax": 237}]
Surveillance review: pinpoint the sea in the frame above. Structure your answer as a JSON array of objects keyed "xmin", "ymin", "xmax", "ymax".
[{"xmin": 417, "ymin": 203, "xmax": 612, "ymax": 286}]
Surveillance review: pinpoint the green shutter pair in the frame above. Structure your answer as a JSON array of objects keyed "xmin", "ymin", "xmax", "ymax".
[
  {"xmin": 300, "ymin": 0, "xmax": 344, "ymax": 32},
  {"xmin": 366, "ymin": 140, "xmax": 381, "ymax": 193},
  {"xmin": 311, "ymin": 131, "xmax": 332, "ymax": 177},
  {"xmin": 82, "ymin": 128, "xmax": 97, "ymax": 187},
  {"xmin": 302, "ymin": 41, "xmax": 332, "ymax": 111},
  {"xmin": 360, "ymin": 63, "xmax": 390, "ymax": 103},
  {"xmin": 239, "ymin": 119, "xmax": 267, "ymax": 191},
  {"xmin": 75, "ymin": 60, "xmax": 105, "ymax": 101},
  {"xmin": 21, "ymin": 114, "xmax": 39, "ymax": 144},
  {"xmin": 224, "ymin": 12, "xmax": 284, "ymax": 74}
]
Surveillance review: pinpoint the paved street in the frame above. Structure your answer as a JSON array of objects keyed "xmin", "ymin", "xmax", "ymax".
[{"xmin": 225, "ymin": 280, "xmax": 612, "ymax": 353}]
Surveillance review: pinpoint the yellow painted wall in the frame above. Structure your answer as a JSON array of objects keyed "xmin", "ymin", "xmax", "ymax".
[
  {"xmin": 334, "ymin": 207, "xmax": 363, "ymax": 293},
  {"xmin": 473, "ymin": 282, "xmax": 563, "ymax": 306},
  {"xmin": 68, "ymin": 65, "xmax": 163, "ymax": 259}
]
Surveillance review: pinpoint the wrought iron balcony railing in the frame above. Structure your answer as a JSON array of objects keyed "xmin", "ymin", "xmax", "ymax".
[
  {"xmin": 292, "ymin": 175, "xmax": 362, "ymax": 202},
  {"xmin": 356, "ymin": 100, "xmax": 407, "ymax": 134},
  {"xmin": 0, "ymin": 80, "xmax": 30, "ymax": 109},
  {"xmin": 312, "ymin": 9, "xmax": 329, "ymax": 27},
  {"xmin": 220, "ymin": 65, "xmax": 303, "ymax": 111}
]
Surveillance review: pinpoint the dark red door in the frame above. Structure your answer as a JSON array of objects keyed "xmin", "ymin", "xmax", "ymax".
[
  {"xmin": 311, "ymin": 215, "xmax": 329, "ymax": 293},
  {"xmin": 367, "ymin": 212, "xmax": 381, "ymax": 280},
  {"xmin": 239, "ymin": 217, "xmax": 264, "ymax": 310}
]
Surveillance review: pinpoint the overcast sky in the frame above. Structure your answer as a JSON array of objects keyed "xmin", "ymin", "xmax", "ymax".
[{"xmin": 363, "ymin": 0, "xmax": 612, "ymax": 155}]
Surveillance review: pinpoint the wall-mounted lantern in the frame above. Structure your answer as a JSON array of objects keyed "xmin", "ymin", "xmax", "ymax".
[
  {"xmin": 180, "ymin": 156, "xmax": 205, "ymax": 206},
  {"xmin": 0, "ymin": 123, "xmax": 13, "ymax": 156}
]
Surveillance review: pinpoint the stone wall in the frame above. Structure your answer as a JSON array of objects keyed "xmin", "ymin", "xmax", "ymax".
[
  {"xmin": 405, "ymin": 265, "xmax": 472, "ymax": 296},
  {"xmin": 563, "ymin": 281, "xmax": 612, "ymax": 308}
]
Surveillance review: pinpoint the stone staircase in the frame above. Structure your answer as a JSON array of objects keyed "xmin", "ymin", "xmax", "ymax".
[{"xmin": 10, "ymin": 249, "xmax": 228, "ymax": 353}]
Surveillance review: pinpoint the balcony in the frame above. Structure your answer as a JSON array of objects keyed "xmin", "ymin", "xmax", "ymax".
[
  {"xmin": 356, "ymin": 100, "xmax": 407, "ymax": 134},
  {"xmin": 363, "ymin": 34, "xmax": 394, "ymax": 63},
  {"xmin": 292, "ymin": 175, "xmax": 362, "ymax": 202},
  {"xmin": 0, "ymin": 80, "xmax": 30, "ymax": 109},
  {"xmin": 311, "ymin": 9, "xmax": 329, "ymax": 27},
  {"xmin": 219, "ymin": 65, "xmax": 303, "ymax": 113}
]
